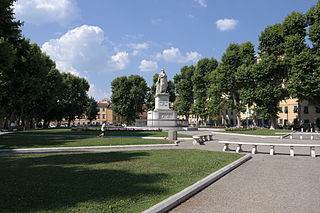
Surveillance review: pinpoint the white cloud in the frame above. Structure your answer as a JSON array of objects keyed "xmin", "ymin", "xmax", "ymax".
[
  {"xmin": 194, "ymin": 0, "xmax": 207, "ymax": 7},
  {"xmin": 139, "ymin": 60, "xmax": 158, "ymax": 72},
  {"xmin": 216, "ymin": 19, "xmax": 239, "ymax": 31},
  {"xmin": 128, "ymin": 42, "xmax": 150, "ymax": 50},
  {"xmin": 88, "ymin": 84, "xmax": 111, "ymax": 101},
  {"xmin": 108, "ymin": 52, "xmax": 130, "ymax": 71},
  {"xmin": 42, "ymin": 25, "xmax": 129, "ymax": 76},
  {"xmin": 156, "ymin": 47, "xmax": 201, "ymax": 63},
  {"xmin": 14, "ymin": 0, "xmax": 79, "ymax": 25}
]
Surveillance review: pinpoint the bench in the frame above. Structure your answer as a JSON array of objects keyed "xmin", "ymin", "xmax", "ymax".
[
  {"xmin": 219, "ymin": 141, "xmax": 320, "ymax": 157},
  {"xmin": 193, "ymin": 134, "xmax": 214, "ymax": 145},
  {"xmin": 71, "ymin": 126, "xmax": 89, "ymax": 131}
]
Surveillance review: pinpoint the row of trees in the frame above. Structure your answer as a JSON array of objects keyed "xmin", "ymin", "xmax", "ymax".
[
  {"xmin": 174, "ymin": 1, "xmax": 320, "ymax": 128},
  {"xmin": 0, "ymin": 0, "xmax": 97, "ymax": 129},
  {"xmin": 109, "ymin": 2, "xmax": 320, "ymax": 128}
]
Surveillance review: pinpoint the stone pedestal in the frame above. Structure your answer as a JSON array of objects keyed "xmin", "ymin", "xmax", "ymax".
[{"xmin": 147, "ymin": 93, "xmax": 177, "ymax": 127}]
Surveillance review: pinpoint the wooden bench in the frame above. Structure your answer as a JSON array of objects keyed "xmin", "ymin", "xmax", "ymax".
[
  {"xmin": 193, "ymin": 134, "xmax": 214, "ymax": 145},
  {"xmin": 219, "ymin": 141, "xmax": 320, "ymax": 157}
]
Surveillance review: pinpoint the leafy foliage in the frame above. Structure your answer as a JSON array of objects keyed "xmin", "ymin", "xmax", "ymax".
[{"xmin": 111, "ymin": 75, "xmax": 148, "ymax": 124}]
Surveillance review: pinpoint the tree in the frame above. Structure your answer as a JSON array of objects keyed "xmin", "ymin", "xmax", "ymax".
[
  {"xmin": 218, "ymin": 42, "xmax": 255, "ymax": 127},
  {"xmin": 306, "ymin": 1, "xmax": 320, "ymax": 54},
  {"xmin": 111, "ymin": 75, "xmax": 148, "ymax": 124},
  {"xmin": 58, "ymin": 73, "xmax": 90, "ymax": 126},
  {"xmin": 287, "ymin": 50, "xmax": 320, "ymax": 106},
  {"xmin": 191, "ymin": 58, "xmax": 218, "ymax": 125},
  {"xmin": 173, "ymin": 66, "xmax": 195, "ymax": 119},
  {"xmin": 238, "ymin": 55, "xmax": 288, "ymax": 129},
  {"xmin": 206, "ymin": 69, "xmax": 223, "ymax": 124},
  {"xmin": 174, "ymin": 65, "xmax": 195, "ymax": 119},
  {"xmin": 0, "ymin": 0, "xmax": 22, "ymax": 43},
  {"xmin": 0, "ymin": 0, "xmax": 22, "ymax": 128},
  {"xmin": 85, "ymin": 97, "xmax": 98, "ymax": 122}
]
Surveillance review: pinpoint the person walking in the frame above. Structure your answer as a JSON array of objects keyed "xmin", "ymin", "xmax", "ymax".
[{"xmin": 98, "ymin": 121, "xmax": 107, "ymax": 137}]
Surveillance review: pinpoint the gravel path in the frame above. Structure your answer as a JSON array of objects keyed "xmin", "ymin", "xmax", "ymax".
[{"xmin": 171, "ymin": 154, "xmax": 320, "ymax": 213}]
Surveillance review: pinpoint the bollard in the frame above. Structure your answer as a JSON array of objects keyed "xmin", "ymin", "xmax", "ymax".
[
  {"xmin": 301, "ymin": 128, "xmax": 304, "ymax": 132},
  {"xmin": 168, "ymin": 130, "xmax": 177, "ymax": 140}
]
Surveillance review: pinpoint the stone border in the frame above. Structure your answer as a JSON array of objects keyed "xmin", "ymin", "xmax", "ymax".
[
  {"xmin": 0, "ymin": 144, "xmax": 178, "ymax": 154},
  {"xmin": 142, "ymin": 154, "xmax": 252, "ymax": 213}
]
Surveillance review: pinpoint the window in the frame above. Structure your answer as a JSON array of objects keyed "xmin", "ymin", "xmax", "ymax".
[
  {"xmin": 284, "ymin": 106, "xmax": 288, "ymax": 113},
  {"xmin": 293, "ymin": 105, "xmax": 298, "ymax": 113},
  {"xmin": 102, "ymin": 114, "xmax": 105, "ymax": 119},
  {"xmin": 248, "ymin": 109, "xmax": 252, "ymax": 114},
  {"xmin": 316, "ymin": 107, "xmax": 320, "ymax": 113},
  {"xmin": 278, "ymin": 107, "xmax": 283, "ymax": 113},
  {"xmin": 304, "ymin": 106, "xmax": 309, "ymax": 114},
  {"xmin": 279, "ymin": 119, "xmax": 283, "ymax": 124}
]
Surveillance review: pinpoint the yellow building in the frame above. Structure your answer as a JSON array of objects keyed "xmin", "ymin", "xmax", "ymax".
[
  {"xmin": 73, "ymin": 100, "xmax": 122, "ymax": 125},
  {"xmin": 278, "ymin": 99, "xmax": 320, "ymax": 127}
]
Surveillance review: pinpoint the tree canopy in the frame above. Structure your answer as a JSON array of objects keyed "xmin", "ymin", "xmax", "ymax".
[{"xmin": 111, "ymin": 75, "xmax": 148, "ymax": 124}]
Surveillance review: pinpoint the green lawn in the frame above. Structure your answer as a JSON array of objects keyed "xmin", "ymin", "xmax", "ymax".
[
  {"xmin": 224, "ymin": 129, "xmax": 292, "ymax": 135},
  {"xmin": 0, "ymin": 150, "xmax": 242, "ymax": 213},
  {"xmin": 14, "ymin": 128, "xmax": 192, "ymax": 138},
  {"xmin": 0, "ymin": 135, "xmax": 172, "ymax": 149}
]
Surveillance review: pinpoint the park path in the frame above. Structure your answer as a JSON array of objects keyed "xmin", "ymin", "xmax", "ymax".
[{"xmin": 171, "ymin": 154, "xmax": 320, "ymax": 213}]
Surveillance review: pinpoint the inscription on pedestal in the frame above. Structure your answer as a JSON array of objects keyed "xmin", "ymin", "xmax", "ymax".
[
  {"xmin": 155, "ymin": 94, "xmax": 170, "ymax": 110},
  {"xmin": 159, "ymin": 113, "xmax": 173, "ymax": 119}
]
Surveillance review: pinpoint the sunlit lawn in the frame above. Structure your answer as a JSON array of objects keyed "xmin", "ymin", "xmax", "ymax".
[
  {"xmin": 14, "ymin": 128, "xmax": 192, "ymax": 138},
  {"xmin": 0, "ymin": 150, "xmax": 242, "ymax": 213},
  {"xmin": 0, "ymin": 135, "xmax": 171, "ymax": 149},
  {"xmin": 225, "ymin": 129, "xmax": 292, "ymax": 135}
]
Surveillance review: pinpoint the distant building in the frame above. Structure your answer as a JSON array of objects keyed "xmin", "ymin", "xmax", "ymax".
[
  {"xmin": 72, "ymin": 100, "xmax": 122, "ymax": 125},
  {"xmin": 278, "ymin": 99, "xmax": 320, "ymax": 128},
  {"xmin": 183, "ymin": 98, "xmax": 320, "ymax": 128},
  {"xmin": 72, "ymin": 100, "xmax": 147, "ymax": 126}
]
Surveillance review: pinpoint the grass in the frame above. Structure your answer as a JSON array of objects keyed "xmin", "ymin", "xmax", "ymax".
[
  {"xmin": 0, "ymin": 135, "xmax": 172, "ymax": 149},
  {"xmin": 224, "ymin": 129, "xmax": 292, "ymax": 135},
  {"xmin": 0, "ymin": 150, "xmax": 242, "ymax": 212},
  {"xmin": 14, "ymin": 128, "xmax": 192, "ymax": 138}
]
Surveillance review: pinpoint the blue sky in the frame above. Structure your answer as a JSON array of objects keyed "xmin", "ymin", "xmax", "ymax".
[{"xmin": 13, "ymin": 0, "xmax": 318, "ymax": 101}]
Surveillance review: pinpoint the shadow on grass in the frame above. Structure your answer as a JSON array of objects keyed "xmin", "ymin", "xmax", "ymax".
[
  {"xmin": 15, "ymin": 129, "xmax": 166, "ymax": 137},
  {"xmin": 0, "ymin": 152, "xmax": 167, "ymax": 212},
  {"xmin": 0, "ymin": 135, "xmax": 88, "ymax": 149}
]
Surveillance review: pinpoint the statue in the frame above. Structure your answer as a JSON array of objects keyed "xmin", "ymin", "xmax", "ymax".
[{"xmin": 156, "ymin": 69, "xmax": 168, "ymax": 95}]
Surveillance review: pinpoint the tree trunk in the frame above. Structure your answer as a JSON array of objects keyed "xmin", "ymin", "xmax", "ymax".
[
  {"xmin": 270, "ymin": 117, "xmax": 277, "ymax": 129},
  {"xmin": 298, "ymin": 100, "xmax": 302, "ymax": 125}
]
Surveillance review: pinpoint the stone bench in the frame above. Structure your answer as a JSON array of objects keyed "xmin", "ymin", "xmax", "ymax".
[
  {"xmin": 219, "ymin": 141, "xmax": 320, "ymax": 157},
  {"xmin": 71, "ymin": 126, "xmax": 89, "ymax": 131},
  {"xmin": 193, "ymin": 134, "xmax": 214, "ymax": 145}
]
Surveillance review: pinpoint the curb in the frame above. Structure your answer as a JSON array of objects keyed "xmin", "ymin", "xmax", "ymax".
[
  {"xmin": 0, "ymin": 144, "xmax": 178, "ymax": 154},
  {"xmin": 142, "ymin": 154, "xmax": 252, "ymax": 213}
]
